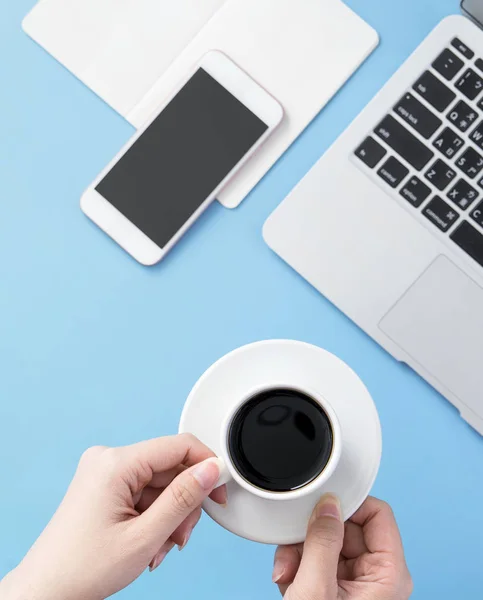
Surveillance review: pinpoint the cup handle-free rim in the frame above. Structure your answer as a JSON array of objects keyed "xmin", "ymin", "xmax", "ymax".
[{"xmin": 215, "ymin": 384, "xmax": 342, "ymax": 501}]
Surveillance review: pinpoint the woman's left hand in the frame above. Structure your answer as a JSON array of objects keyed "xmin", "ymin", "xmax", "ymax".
[{"xmin": 1, "ymin": 434, "xmax": 226, "ymax": 600}]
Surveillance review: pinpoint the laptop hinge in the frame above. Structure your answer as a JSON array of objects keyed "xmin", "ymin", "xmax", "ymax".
[{"xmin": 461, "ymin": 0, "xmax": 483, "ymax": 28}]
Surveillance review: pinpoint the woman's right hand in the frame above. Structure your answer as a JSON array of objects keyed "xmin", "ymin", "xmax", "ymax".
[{"xmin": 273, "ymin": 495, "xmax": 413, "ymax": 600}]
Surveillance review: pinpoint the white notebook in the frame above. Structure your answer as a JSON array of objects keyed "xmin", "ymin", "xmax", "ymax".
[{"xmin": 23, "ymin": 0, "xmax": 378, "ymax": 208}]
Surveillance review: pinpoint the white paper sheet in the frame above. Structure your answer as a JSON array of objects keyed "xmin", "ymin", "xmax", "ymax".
[
  {"xmin": 23, "ymin": 0, "xmax": 227, "ymax": 117},
  {"xmin": 23, "ymin": 0, "xmax": 378, "ymax": 208}
]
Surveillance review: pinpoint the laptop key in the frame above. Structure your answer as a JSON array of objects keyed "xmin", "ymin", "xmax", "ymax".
[
  {"xmin": 432, "ymin": 49, "xmax": 464, "ymax": 81},
  {"xmin": 423, "ymin": 196, "xmax": 459, "ymax": 232},
  {"xmin": 476, "ymin": 59, "xmax": 483, "ymax": 74},
  {"xmin": 424, "ymin": 159, "xmax": 457, "ymax": 190},
  {"xmin": 455, "ymin": 147, "xmax": 483, "ymax": 179},
  {"xmin": 470, "ymin": 201, "xmax": 483, "ymax": 228},
  {"xmin": 377, "ymin": 157, "xmax": 409, "ymax": 188},
  {"xmin": 478, "ymin": 176, "xmax": 483, "ymax": 190},
  {"xmin": 447, "ymin": 100, "xmax": 479, "ymax": 132},
  {"xmin": 450, "ymin": 221, "xmax": 483, "ymax": 268},
  {"xmin": 394, "ymin": 93, "xmax": 442, "ymax": 139},
  {"xmin": 374, "ymin": 115, "xmax": 434, "ymax": 171},
  {"xmin": 451, "ymin": 38, "xmax": 474, "ymax": 60},
  {"xmin": 469, "ymin": 121, "xmax": 483, "ymax": 151},
  {"xmin": 447, "ymin": 179, "xmax": 479, "ymax": 210},
  {"xmin": 400, "ymin": 176, "xmax": 431, "ymax": 207},
  {"xmin": 432, "ymin": 128, "xmax": 464, "ymax": 158},
  {"xmin": 413, "ymin": 71, "xmax": 456, "ymax": 112},
  {"xmin": 355, "ymin": 137, "xmax": 387, "ymax": 168},
  {"xmin": 478, "ymin": 97, "xmax": 483, "ymax": 111},
  {"xmin": 455, "ymin": 69, "xmax": 483, "ymax": 101}
]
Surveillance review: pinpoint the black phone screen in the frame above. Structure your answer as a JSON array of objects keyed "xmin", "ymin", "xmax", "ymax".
[{"xmin": 96, "ymin": 68, "xmax": 268, "ymax": 248}]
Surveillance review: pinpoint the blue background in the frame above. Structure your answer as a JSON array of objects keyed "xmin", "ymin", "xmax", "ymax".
[{"xmin": 1, "ymin": 0, "xmax": 482, "ymax": 598}]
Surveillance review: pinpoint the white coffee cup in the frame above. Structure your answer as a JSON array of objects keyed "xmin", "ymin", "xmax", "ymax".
[{"xmin": 214, "ymin": 383, "xmax": 342, "ymax": 502}]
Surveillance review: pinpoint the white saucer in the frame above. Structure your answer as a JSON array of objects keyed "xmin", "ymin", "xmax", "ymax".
[{"xmin": 179, "ymin": 340, "xmax": 382, "ymax": 545}]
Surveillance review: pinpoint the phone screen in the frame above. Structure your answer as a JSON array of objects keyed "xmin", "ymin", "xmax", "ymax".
[{"xmin": 96, "ymin": 68, "xmax": 268, "ymax": 249}]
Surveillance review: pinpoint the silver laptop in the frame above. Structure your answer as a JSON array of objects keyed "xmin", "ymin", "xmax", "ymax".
[{"xmin": 263, "ymin": 1, "xmax": 483, "ymax": 435}]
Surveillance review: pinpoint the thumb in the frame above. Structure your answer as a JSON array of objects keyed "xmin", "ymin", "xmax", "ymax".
[
  {"xmin": 292, "ymin": 494, "xmax": 344, "ymax": 599},
  {"xmin": 136, "ymin": 457, "xmax": 222, "ymax": 546}
]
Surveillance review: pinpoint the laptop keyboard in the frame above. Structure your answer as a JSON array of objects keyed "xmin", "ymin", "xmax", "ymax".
[{"xmin": 354, "ymin": 37, "xmax": 483, "ymax": 270}]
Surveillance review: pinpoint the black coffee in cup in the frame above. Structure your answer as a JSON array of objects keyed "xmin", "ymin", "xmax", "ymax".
[{"xmin": 228, "ymin": 388, "xmax": 334, "ymax": 492}]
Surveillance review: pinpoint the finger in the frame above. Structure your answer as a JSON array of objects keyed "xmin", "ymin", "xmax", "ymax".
[
  {"xmin": 341, "ymin": 521, "xmax": 368, "ymax": 559},
  {"xmin": 122, "ymin": 433, "xmax": 218, "ymax": 476},
  {"xmin": 149, "ymin": 540, "xmax": 176, "ymax": 572},
  {"xmin": 292, "ymin": 494, "xmax": 344, "ymax": 597},
  {"xmin": 170, "ymin": 507, "xmax": 202, "ymax": 549},
  {"xmin": 272, "ymin": 545, "xmax": 302, "ymax": 585},
  {"xmin": 121, "ymin": 435, "xmax": 226, "ymax": 504},
  {"xmin": 139, "ymin": 488, "xmax": 202, "ymax": 547},
  {"xmin": 149, "ymin": 460, "xmax": 227, "ymax": 505},
  {"xmin": 139, "ymin": 469, "xmax": 227, "ymax": 508},
  {"xmin": 349, "ymin": 497, "xmax": 404, "ymax": 559},
  {"xmin": 149, "ymin": 467, "xmax": 184, "ymax": 489},
  {"xmin": 135, "ymin": 466, "xmax": 186, "ymax": 510},
  {"xmin": 209, "ymin": 484, "xmax": 227, "ymax": 506},
  {"xmin": 137, "ymin": 457, "xmax": 221, "ymax": 544}
]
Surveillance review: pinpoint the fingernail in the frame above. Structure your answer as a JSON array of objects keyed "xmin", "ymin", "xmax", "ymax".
[
  {"xmin": 192, "ymin": 458, "xmax": 221, "ymax": 491},
  {"xmin": 149, "ymin": 540, "xmax": 175, "ymax": 572},
  {"xmin": 272, "ymin": 560, "xmax": 285, "ymax": 583},
  {"xmin": 217, "ymin": 486, "xmax": 228, "ymax": 506},
  {"xmin": 178, "ymin": 527, "xmax": 193, "ymax": 551},
  {"xmin": 316, "ymin": 493, "xmax": 342, "ymax": 522}
]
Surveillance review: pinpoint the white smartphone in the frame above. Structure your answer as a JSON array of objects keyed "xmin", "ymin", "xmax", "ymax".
[{"xmin": 81, "ymin": 51, "xmax": 283, "ymax": 265}]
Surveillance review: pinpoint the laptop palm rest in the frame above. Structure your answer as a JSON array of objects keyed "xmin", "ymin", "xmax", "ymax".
[{"xmin": 379, "ymin": 255, "xmax": 483, "ymax": 420}]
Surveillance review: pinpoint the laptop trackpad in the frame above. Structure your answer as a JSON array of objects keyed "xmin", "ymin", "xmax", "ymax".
[{"xmin": 379, "ymin": 256, "xmax": 483, "ymax": 415}]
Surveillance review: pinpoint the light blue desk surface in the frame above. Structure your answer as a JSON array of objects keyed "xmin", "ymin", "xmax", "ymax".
[{"xmin": 1, "ymin": 0, "xmax": 482, "ymax": 598}]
